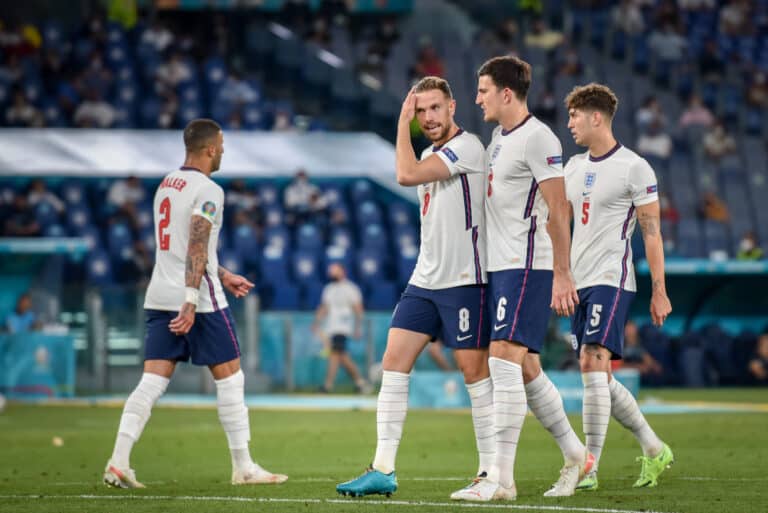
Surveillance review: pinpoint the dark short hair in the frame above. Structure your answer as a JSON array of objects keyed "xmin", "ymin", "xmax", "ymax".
[
  {"xmin": 477, "ymin": 56, "xmax": 531, "ymax": 101},
  {"xmin": 413, "ymin": 76, "xmax": 453, "ymax": 99},
  {"xmin": 564, "ymin": 83, "xmax": 619, "ymax": 119},
  {"xmin": 183, "ymin": 118, "xmax": 222, "ymax": 153}
]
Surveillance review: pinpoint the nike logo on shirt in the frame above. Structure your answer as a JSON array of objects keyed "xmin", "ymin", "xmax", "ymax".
[
  {"xmin": 494, "ymin": 323, "xmax": 508, "ymax": 331},
  {"xmin": 457, "ymin": 334, "xmax": 473, "ymax": 342},
  {"xmin": 585, "ymin": 327, "xmax": 600, "ymax": 336}
]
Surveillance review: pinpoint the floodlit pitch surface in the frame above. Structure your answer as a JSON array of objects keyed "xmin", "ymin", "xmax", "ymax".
[{"xmin": 1, "ymin": 389, "xmax": 766, "ymax": 513}]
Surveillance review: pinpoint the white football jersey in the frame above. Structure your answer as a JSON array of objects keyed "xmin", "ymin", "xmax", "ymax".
[
  {"xmin": 485, "ymin": 115, "xmax": 564, "ymax": 271},
  {"xmin": 321, "ymin": 279, "xmax": 363, "ymax": 336},
  {"xmin": 565, "ymin": 144, "xmax": 659, "ymax": 292},
  {"xmin": 409, "ymin": 129, "xmax": 487, "ymax": 289},
  {"xmin": 144, "ymin": 167, "xmax": 228, "ymax": 312}
]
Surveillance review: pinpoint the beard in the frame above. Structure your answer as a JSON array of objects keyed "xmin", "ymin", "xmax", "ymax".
[{"xmin": 423, "ymin": 123, "xmax": 451, "ymax": 143}]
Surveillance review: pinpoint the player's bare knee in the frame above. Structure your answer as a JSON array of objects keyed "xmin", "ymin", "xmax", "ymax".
[
  {"xmin": 579, "ymin": 344, "xmax": 608, "ymax": 372},
  {"xmin": 144, "ymin": 359, "xmax": 176, "ymax": 378}
]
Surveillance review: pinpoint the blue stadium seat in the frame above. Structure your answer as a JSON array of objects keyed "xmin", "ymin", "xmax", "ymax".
[
  {"xmin": 350, "ymin": 179, "xmax": 373, "ymax": 204},
  {"xmin": 329, "ymin": 226, "xmax": 353, "ymax": 249},
  {"xmin": 388, "ymin": 202, "xmax": 413, "ymax": 227},
  {"xmin": 67, "ymin": 205, "xmax": 91, "ymax": 232},
  {"xmin": 232, "ymin": 224, "xmax": 260, "ymax": 267},
  {"xmin": 703, "ymin": 220, "xmax": 730, "ymax": 258},
  {"xmin": 295, "ymin": 223, "xmax": 323, "ymax": 251},
  {"xmin": 292, "ymin": 250, "xmax": 320, "ymax": 284},
  {"xmin": 365, "ymin": 281, "xmax": 397, "ymax": 310},
  {"xmin": 356, "ymin": 248, "xmax": 385, "ymax": 285},
  {"xmin": 219, "ymin": 249, "xmax": 244, "ymax": 276},
  {"xmin": 259, "ymin": 245, "xmax": 290, "ymax": 286},
  {"xmin": 396, "ymin": 246, "xmax": 418, "ymax": 287},
  {"xmin": 44, "ymin": 224, "xmax": 66, "ymax": 237},
  {"xmin": 324, "ymin": 245, "xmax": 355, "ymax": 277},
  {"xmin": 86, "ymin": 250, "xmax": 113, "ymax": 285},
  {"xmin": 264, "ymin": 225, "xmax": 290, "ymax": 249},
  {"xmin": 107, "ymin": 223, "xmax": 133, "ymax": 256},
  {"xmin": 360, "ymin": 223, "xmax": 388, "ymax": 252},
  {"xmin": 35, "ymin": 201, "xmax": 59, "ymax": 229},
  {"xmin": 357, "ymin": 201, "xmax": 382, "ymax": 228},
  {"xmin": 301, "ymin": 279, "xmax": 324, "ymax": 310},
  {"xmin": 259, "ymin": 184, "xmax": 280, "ymax": 206},
  {"xmin": 263, "ymin": 205, "xmax": 284, "ymax": 227},
  {"xmin": 74, "ymin": 224, "xmax": 101, "ymax": 249},
  {"xmin": 676, "ymin": 219, "xmax": 703, "ymax": 257},
  {"xmin": 321, "ymin": 184, "xmax": 345, "ymax": 207},
  {"xmin": 269, "ymin": 282, "xmax": 300, "ymax": 310}
]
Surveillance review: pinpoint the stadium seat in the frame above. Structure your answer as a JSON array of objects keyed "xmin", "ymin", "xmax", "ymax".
[
  {"xmin": 34, "ymin": 201, "xmax": 59, "ymax": 229},
  {"xmin": 388, "ymin": 202, "xmax": 413, "ymax": 227},
  {"xmin": 292, "ymin": 250, "xmax": 320, "ymax": 285},
  {"xmin": 259, "ymin": 244, "xmax": 290, "ymax": 286},
  {"xmin": 86, "ymin": 250, "xmax": 113, "ymax": 285},
  {"xmin": 301, "ymin": 279, "xmax": 324, "ymax": 310},
  {"xmin": 350, "ymin": 179, "xmax": 373, "ymax": 204},
  {"xmin": 107, "ymin": 223, "xmax": 133, "ymax": 257},
  {"xmin": 324, "ymin": 245, "xmax": 355, "ymax": 278},
  {"xmin": 269, "ymin": 282, "xmax": 300, "ymax": 310},
  {"xmin": 295, "ymin": 223, "xmax": 323, "ymax": 251},
  {"xmin": 219, "ymin": 249, "xmax": 244, "ymax": 276},
  {"xmin": 356, "ymin": 248, "xmax": 385, "ymax": 285},
  {"xmin": 360, "ymin": 224, "xmax": 388, "ymax": 252},
  {"xmin": 263, "ymin": 226, "xmax": 290, "ymax": 249},
  {"xmin": 329, "ymin": 226, "xmax": 353, "ymax": 249},
  {"xmin": 232, "ymin": 224, "xmax": 260, "ymax": 267},
  {"xmin": 365, "ymin": 281, "xmax": 397, "ymax": 310}
]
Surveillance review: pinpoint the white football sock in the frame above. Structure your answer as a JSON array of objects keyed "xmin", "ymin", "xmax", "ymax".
[
  {"xmin": 111, "ymin": 372, "xmax": 169, "ymax": 469},
  {"xmin": 488, "ymin": 357, "xmax": 526, "ymax": 489},
  {"xmin": 372, "ymin": 370, "xmax": 410, "ymax": 474},
  {"xmin": 466, "ymin": 377, "xmax": 495, "ymax": 475},
  {"xmin": 582, "ymin": 371, "xmax": 611, "ymax": 472},
  {"xmin": 215, "ymin": 370, "xmax": 253, "ymax": 471},
  {"xmin": 609, "ymin": 377, "xmax": 663, "ymax": 457},
  {"xmin": 525, "ymin": 371, "xmax": 585, "ymax": 465}
]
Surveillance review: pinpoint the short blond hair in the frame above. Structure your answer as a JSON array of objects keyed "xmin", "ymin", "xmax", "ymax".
[
  {"xmin": 413, "ymin": 76, "xmax": 453, "ymax": 99},
  {"xmin": 565, "ymin": 83, "xmax": 619, "ymax": 119}
]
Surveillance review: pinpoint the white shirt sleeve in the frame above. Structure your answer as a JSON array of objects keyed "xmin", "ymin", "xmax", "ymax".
[
  {"xmin": 628, "ymin": 158, "xmax": 659, "ymax": 207},
  {"xmin": 433, "ymin": 135, "xmax": 485, "ymax": 176},
  {"xmin": 525, "ymin": 127, "xmax": 564, "ymax": 183},
  {"xmin": 350, "ymin": 283, "xmax": 363, "ymax": 306},
  {"xmin": 192, "ymin": 181, "xmax": 224, "ymax": 225}
]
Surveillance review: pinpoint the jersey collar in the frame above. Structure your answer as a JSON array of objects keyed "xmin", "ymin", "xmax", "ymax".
[
  {"xmin": 501, "ymin": 114, "xmax": 532, "ymax": 136},
  {"xmin": 589, "ymin": 142, "xmax": 622, "ymax": 162},
  {"xmin": 431, "ymin": 127, "xmax": 464, "ymax": 152},
  {"xmin": 179, "ymin": 165, "xmax": 203, "ymax": 173}
]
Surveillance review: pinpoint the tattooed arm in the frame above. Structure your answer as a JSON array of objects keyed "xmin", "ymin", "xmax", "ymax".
[
  {"xmin": 637, "ymin": 201, "xmax": 672, "ymax": 326},
  {"xmin": 169, "ymin": 215, "xmax": 211, "ymax": 335}
]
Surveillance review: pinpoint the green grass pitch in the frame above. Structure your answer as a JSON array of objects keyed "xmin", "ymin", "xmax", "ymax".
[{"xmin": 0, "ymin": 389, "xmax": 766, "ymax": 513}]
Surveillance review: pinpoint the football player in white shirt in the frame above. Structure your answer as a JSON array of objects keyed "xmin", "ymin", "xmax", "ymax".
[
  {"xmin": 312, "ymin": 263, "xmax": 371, "ymax": 394},
  {"xmin": 564, "ymin": 83, "xmax": 674, "ymax": 491},
  {"xmin": 337, "ymin": 77, "xmax": 494, "ymax": 499},
  {"xmin": 103, "ymin": 119, "xmax": 287, "ymax": 489},
  {"xmin": 459, "ymin": 56, "xmax": 593, "ymax": 502}
]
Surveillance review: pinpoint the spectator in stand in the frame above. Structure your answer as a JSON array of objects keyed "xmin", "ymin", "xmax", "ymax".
[
  {"xmin": 533, "ymin": 87, "xmax": 557, "ymax": 124},
  {"xmin": 736, "ymin": 231, "xmax": 764, "ymax": 261},
  {"xmin": 107, "ymin": 175, "xmax": 145, "ymax": 229},
  {"xmin": 698, "ymin": 40, "xmax": 725, "ymax": 86},
  {"xmin": 636, "ymin": 96, "xmax": 667, "ymax": 133},
  {"xmin": 27, "ymin": 179, "xmax": 65, "ymax": 215},
  {"xmin": 699, "ymin": 191, "xmax": 730, "ymax": 223},
  {"xmin": 648, "ymin": 23, "xmax": 687, "ymax": 68},
  {"xmin": 4, "ymin": 292, "xmax": 40, "ymax": 334},
  {"xmin": 748, "ymin": 333, "xmax": 768, "ymax": 384},
  {"xmin": 218, "ymin": 71, "xmax": 259, "ymax": 105},
  {"xmin": 3, "ymin": 195, "xmax": 41, "ymax": 237},
  {"xmin": 611, "ymin": 0, "xmax": 645, "ymax": 36},
  {"xmin": 74, "ymin": 90, "xmax": 116, "ymax": 128},
  {"xmin": 703, "ymin": 120, "xmax": 737, "ymax": 162},
  {"xmin": 0, "ymin": 53, "xmax": 24, "ymax": 84},
  {"xmin": 746, "ymin": 72, "xmax": 768, "ymax": 110},
  {"xmin": 523, "ymin": 18, "xmax": 564, "ymax": 53},
  {"xmin": 678, "ymin": 94, "xmax": 714, "ymax": 130},
  {"xmin": 411, "ymin": 42, "xmax": 445, "ymax": 79},
  {"xmin": 558, "ymin": 48, "xmax": 582, "ymax": 77},
  {"xmin": 659, "ymin": 192, "xmax": 680, "ymax": 223},
  {"xmin": 227, "ymin": 180, "xmax": 263, "ymax": 228},
  {"xmin": 637, "ymin": 120, "xmax": 673, "ymax": 160},
  {"xmin": 719, "ymin": 0, "xmax": 752, "ymax": 37},
  {"xmin": 620, "ymin": 321, "xmax": 663, "ymax": 385},
  {"xmin": 156, "ymin": 50, "xmax": 194, "ymax": 89},
  {"xmin": 140, "ymin": 19, "xmax": 174, "ymax": 53},
  {"xmin": 284, "ymin": 169, "xmax": 321, "ymax": 225},
  {"xmin": 653, "ymin": 0, "xmax": 682, "ymax": 28},
  {"xmin": 5, "ymin": 89, "xmax": 44, "ymax": 127}
]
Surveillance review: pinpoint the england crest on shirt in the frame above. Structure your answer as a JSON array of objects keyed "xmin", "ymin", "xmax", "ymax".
[{"xmin": 584, "ymin": 172, "xmax": 596, "ymax": 188}]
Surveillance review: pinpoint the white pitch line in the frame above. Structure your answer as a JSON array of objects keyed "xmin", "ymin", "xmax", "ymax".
[{"xmin": 0, "ymin": 494, "xmax": 677, "ymax": 513}]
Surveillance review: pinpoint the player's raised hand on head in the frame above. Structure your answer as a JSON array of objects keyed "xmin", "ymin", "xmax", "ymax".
[
  {"xmin": 221, "ymin": 272, "xmax": 255, "ymax": 298},
  {"xmin": 169, "ymin": 303, "xmax": 196, "ymax": 335},
  {"xmin": 551, "ymin": 270, "xmax": 579, "ymax": 317},
  {"xmin": 399, "ymin": 87, "xmax": 416, "ymax": 124},
  {"xmin": 650, "ymin": 291, "xmax": 672, "ymax": 327}
]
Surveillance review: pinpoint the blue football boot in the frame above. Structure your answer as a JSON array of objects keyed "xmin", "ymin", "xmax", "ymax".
[{"xmin": 336, "ymin": 466, "xmax": 398, "ymax": 498}]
